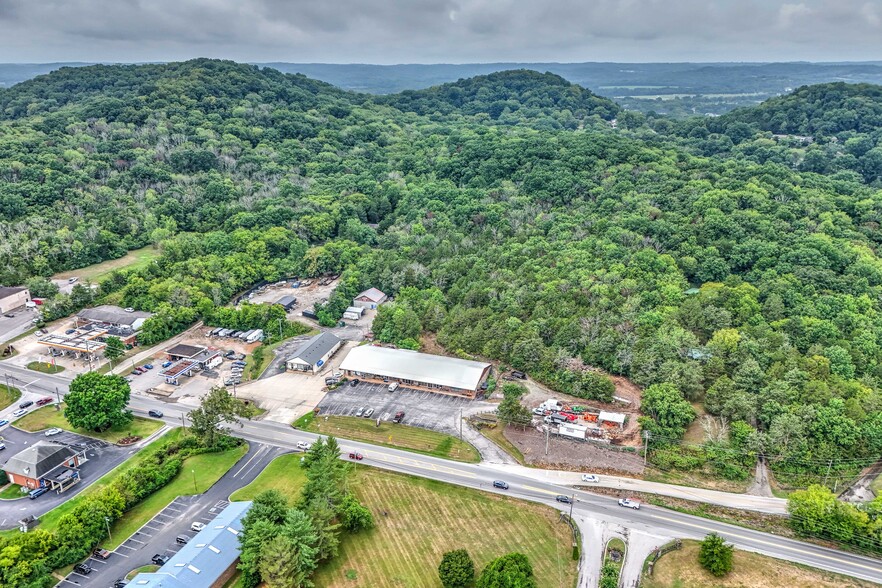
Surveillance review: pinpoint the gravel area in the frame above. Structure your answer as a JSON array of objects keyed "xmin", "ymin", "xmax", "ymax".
[{"xmin": 504, "ymin": 426, "xmax": 645, "ymax": 475}]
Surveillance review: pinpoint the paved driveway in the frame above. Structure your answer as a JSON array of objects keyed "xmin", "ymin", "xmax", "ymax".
[
  {"xmin": 0, "ymin": 425, "xmax": 140, "ymax": 529},
  {"xmin": 56, "ymin": 442, "xmax": 284, "ymax": 588}
]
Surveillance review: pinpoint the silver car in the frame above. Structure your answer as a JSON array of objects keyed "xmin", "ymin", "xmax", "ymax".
[
  {"xmin": 363, "ymin": 408, "xmax": 374, "ymax": 418},
  {"xmin": 355, "ymin": 407, "xmax": 365, "ymax": 417}
]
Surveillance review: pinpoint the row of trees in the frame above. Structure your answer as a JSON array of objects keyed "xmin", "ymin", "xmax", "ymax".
[
  {"xmin": 438, "ymin": 549, "xmax": 537, "ymax": 588},
  {"xmin": 238, "ymin": 437, "xmax": 373, "ymax": 588}
]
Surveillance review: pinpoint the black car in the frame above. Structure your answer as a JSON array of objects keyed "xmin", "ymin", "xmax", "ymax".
[
  {"xmin": 511, "ymin": 370, "xmax": 527, "ymax": 380},
  {"xmin": 18, "ymin": 400, "xmax": 33, "ymax": 409},
  {"xmin": 73, "ymin": 563, "xmax": 93, "ymax": 575},
  {"xmin": 3, "ymin": 313, "xmax": 14, "ymax": 318},
  {"xmin": 113, "ymin": 579, "xmax": 128, "ymax": 588},
  {"xmin": 152, "ymin": 553, "xmax": 170, "ymax": 565},
  {"xmin": 350, "ymin": 379, "xmax": 360, "ymax": 387},
  {"xmin": 148, "ymin": 409, "xmax": 164, "ymax": 418},
  {"xmin": 555, "ymin": 495, "xmax": 573, "ymax": 504}
]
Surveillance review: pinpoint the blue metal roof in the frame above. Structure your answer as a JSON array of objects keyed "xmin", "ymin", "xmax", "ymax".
[{"xmin": 128, "ymin": 501, "xmax": 252, "ymax": 588}]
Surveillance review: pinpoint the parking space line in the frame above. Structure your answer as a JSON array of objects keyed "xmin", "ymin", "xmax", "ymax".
[
  {"xmin": 129, "ymin": 538, "xmax": 146, "ymax": 544},
  {"xmin": 119, "ymin": 544, "xmax": 138, "ymax": 550},
  {"xmin": 71, "ymin": 572, "xmax": 91, "ymax": 579},
  {"xmin": 113, "ymin": 551, "xmax": 130, "ymax": 557}
]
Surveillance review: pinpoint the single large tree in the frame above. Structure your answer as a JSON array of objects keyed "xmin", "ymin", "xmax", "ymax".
[
  {"xmin": 64, "ymin": 372, "xmax": 132, "ymax": 431},
  {"xmin": 439, "ymin": 549, "xmax": 476, "ymax": 588},
  {"xmin": 258, "ymin": 510, "xmax": 319, "ymax": 588},
  {"xmin": 476, "ymin": 553, "xmax": 537, "ymax": 588},
  {"xmin": 187, "ymin": 386, "xmax": 251, "ymax": 447},
  {"xmin": 103, "ymin": 336, "xmax": 125, "ymax": 365},
  {"xmin": 698, "ymin": 533, "xmax": 733, "ymax": 577}
]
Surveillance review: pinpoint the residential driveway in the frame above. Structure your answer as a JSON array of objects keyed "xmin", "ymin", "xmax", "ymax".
[
  {"xmin": 0, "ymin": 426, "xmax": 142, "ymax": 530},
  {"xmin": 57, "ymin": 442, "xmax": 284, "ymax": 588}
]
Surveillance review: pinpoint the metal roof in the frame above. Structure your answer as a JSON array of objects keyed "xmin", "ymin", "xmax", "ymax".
[
  {"xmin": 288, "ymin": 332, "xmax": 341, "ymax": 367},
  {"xmin": 0, "ymin": 286, "xmax": 27, "ymax": 299},
  {"xmin": 77, "ymin": 305, "xmax": 152, "ymax": 326},
  {"xmin": 598, "ymin": 411, "xmax": 626, "ymax": 424},
  {"xmin": 340, "ymin": 346, "xmax": 490, "ymax": 390},
  {"xmin": 355, "ymin": 287, "xmax": 386, "ymax": 302},
  {"xmin": 166, "ymin": 344, "xmax": 206, "ymax": 358},
  {"xmin": 2, "ymin": 441, "xmax": 78, "ymax": 479},
  {"xmin": 129, "ymin": 501, "xmax": 252, "ymax": 588},
  {"xmin": 344, "ymin": 306, "xmax": 364, "ymax": 315},
  {"xmin": 275, "ymin": 295, "xmax": 297, "ymax": 308}
]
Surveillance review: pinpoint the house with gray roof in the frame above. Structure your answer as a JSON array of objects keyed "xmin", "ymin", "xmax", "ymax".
[
  {"xmin": 127, "ymin": 501, "xmax": 251, "ymax": 588},
  {"xmin": 285, "ymin": 331, "xmax": 343, "ymax": 373},
  {"xmin": 2, "ymin": 441, "xmax": 87, "ymax": 492}
]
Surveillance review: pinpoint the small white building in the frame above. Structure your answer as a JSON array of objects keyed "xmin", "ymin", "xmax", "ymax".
[
  {"xmin": 598, "ymin": 411, "xmax": 626, "ymax": 429},
  {"xmin": 342, "ymin": 306, "xmax": 364, "ymax": 321},
  {"xmin": 286, "ymin": 332, "xmax": 342, "ymax": 373},
  {"xmin": 559, "ymin": 423, "xmax": 587, "ymax": 440},
  {"xmin": 352, "ymin": 287, "xmax": 387, "ymax": 309},
  {"xmin": 0, "ymin": 286, "xmax": 30, "ymax": 313}
]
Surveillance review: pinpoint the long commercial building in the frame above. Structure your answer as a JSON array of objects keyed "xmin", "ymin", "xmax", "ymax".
[{"xmin": 339, "ymin": 345, "xmax": 491, "ymax": 398}]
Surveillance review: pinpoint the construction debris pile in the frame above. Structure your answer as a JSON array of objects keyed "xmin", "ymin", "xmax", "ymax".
[{"xmin": 531, "ymin": 398, "xmax": 628, "ymax": 444}]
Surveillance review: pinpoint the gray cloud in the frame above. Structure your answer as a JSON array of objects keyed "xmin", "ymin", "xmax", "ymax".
[{"xmin": 0, "ymin": 0, "xmax": 879, "ymax": 62}]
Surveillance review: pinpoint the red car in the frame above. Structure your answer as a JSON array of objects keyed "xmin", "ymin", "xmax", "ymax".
[
  {"xmin": 35, "ymin": 397, "xmax": 53, "ymax": 407},
  {"xmin": 348, "ymin": 452, "xmax": 363, "ymax": 460}
]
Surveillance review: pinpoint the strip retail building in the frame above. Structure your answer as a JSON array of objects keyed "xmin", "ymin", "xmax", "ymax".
[{"xmin": 339, "ymin": 345, "xmax": 491, "ymax": 398}]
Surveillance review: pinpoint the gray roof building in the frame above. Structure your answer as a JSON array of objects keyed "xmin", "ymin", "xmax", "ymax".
[
  {"xmin": 274, "ymin": 295, "xmax": 297, "ymax": 310},
  {"xmin": 128, "ymin": 501, "xmax": 251, "ymax": 588},
  {"xmin": 76, "ymin": 305, "xmax": 153, "ymax": 329},
  {"xmin": 0, "ymin": 286, "xmax": 27, "ymax": 299},
  {"xmin": 286, "ymin": 332, "xmax": 342, "ymax": 372},
  {"xmin": 3, "ymin": 441, "xmax": 79, "ymax": 480}
]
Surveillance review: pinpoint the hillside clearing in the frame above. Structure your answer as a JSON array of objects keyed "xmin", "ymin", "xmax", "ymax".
[{"xmin": 53, "ymin": 245, "xmax": 159, "ymax": 282}]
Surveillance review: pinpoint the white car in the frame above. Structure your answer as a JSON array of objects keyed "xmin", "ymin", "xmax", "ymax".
[
  {"xmin": 581, "ymin": 474, "xmax": 600, "ymax": 483},
  {"xmin": 618, "ymin": 498, "xmax": 640, "ymax": 510},
  {"xmin": 190, "ymin": 522, "xmax": 205, "ymax": 532},
  {"xmin": 124, "ymin": 307, "xmax": 135, "ymax": 313},
  {"xmin": 297, "ymin": 441, "xmax": 312, "ymax": 451},
  {"xmin": 44, "ymin": 428, "xmax": 62, "ymax": 436},
  {"xmin": 12, "ymin": 408, "xmax": 27, "ymax": 417}
]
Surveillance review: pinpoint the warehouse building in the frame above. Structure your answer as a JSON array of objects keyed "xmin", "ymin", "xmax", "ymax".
[
  {"xmin": 286, "ymin": 332, "xmax": 342, "ymax": 373},
  {"xmin": 76, "ymin": 305, "xmax": 153, "ymax": 332},
  {"xmin": 342, "ymin": 306, "xmax": 364, "ymax": 321},
  {"xmin": 352, "ymin": 287, "xmax": 387, "ymax": 309},
  {"xmin": 339, "ymin": 346, "xmax": 491, "ymax": 398},
  {"xmin": 0, "ymin": 286, "xmax": 30, "ymax": 313},
  {"xmin": 274, "ymin": 295, "xmax": 298, "ymax": 311},
  {"xmin": 2, "ymin": 441, "xmax": 88, "ymax": 492},
  {"xmin": 128, "ymin": 501, "xmax": 252, "ymax": 588}
]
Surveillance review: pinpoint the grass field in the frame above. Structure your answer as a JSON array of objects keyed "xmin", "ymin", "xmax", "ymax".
[
  {"xmin": 26, "ymin": 360, "xmax": 65, "ymax": 374},
  {"xmin": 230, "ymin": 453, "xmax": 308, "ymax": 501},
  {"xmin": 105, "ymin": 441, "xmax": 248, "ymax": 549},
  {"xmin": 53, "ymin": 245, "xmax": 160, "ymax": 282},
  {"xmin": 0, "ymin": 383, "xmax": 21, "ymax": 410},
  {"xmin": 13, "ymin": 403, "xmax": 163, "ymax": 444},
  {"xmin": 643, "ymin": 540, "xmax": 877, "ymax": 588},
  {"xmin": 0, "ymin": 484, "xmax": 26, "ymax": 499},
  {"xmin": 298, "ymin": 414, "xmax": 480, "ymax": 463},
  {"xmin": 126, "ymin": 565, "xmax": 159, "ymax": 580},
  {"xmin": 314, "ymin": 468, "xmax": 577, "ymax": 588}
]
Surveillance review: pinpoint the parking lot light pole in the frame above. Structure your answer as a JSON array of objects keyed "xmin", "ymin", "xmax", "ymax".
[
  {"xmin": 104, "ymin": 516, "xmax": 112, "ymax": 541},
  {"xmin": 192, "ymin": 469, "xmax": 197, "ymax": 493}
]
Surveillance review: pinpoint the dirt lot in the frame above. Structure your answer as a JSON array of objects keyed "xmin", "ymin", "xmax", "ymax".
[
  {"xmin": 244, "ymin": 279, "xmax": 337, "ymax": 319},
  {"xmin": 503, "ymin": 425, "xmax": 645, "ymax": 475}
]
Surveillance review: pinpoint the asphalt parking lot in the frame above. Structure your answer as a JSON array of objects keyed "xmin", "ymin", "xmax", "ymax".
[
  {"xmin": 0, "ymin": 426, "xmax": 136, "ymax": 529},
  {"xmin": 317, "ymin": 382, "xmax": 491, "ymax": 435}
]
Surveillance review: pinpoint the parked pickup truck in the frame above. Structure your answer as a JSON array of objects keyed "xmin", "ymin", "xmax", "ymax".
[{"xmin": 392, "ymin": 411, "xmax": 405, "ymax": 424}]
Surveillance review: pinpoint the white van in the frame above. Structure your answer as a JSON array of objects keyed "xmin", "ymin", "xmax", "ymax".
[
  {"xmin": 25, "ymin": 301, "xmax": 36, "ymax": 308},
  {"xmin": 388, "ymin": 382, "xmax": 399, "ymax": 392}
]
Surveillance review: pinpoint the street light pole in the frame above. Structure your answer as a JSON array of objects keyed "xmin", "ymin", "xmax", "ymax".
[
  {"xmin": 192, "ymin": 469, "xmax": 198, "ymax": 493},
  {"xmin": 55, "ymin": 386, "xmax": 61, "ymax": 410},
  {"xmin": 568, "ymin": 493, "xmax": 575, "ymax": 520},
  {"xmin": 278, "ymin": 318, "xmax": 283, "ymax": 340},
  {"xmin": 104, "ymin": 516, "xmax": 112, "ymax": 541}
]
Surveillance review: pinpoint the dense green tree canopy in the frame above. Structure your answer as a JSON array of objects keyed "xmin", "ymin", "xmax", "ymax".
[{"xmin": 64, "ymin": 372, "xmax": 132, "ymax": 431}]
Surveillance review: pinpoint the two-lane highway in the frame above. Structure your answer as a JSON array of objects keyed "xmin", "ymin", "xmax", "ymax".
[{"xmin": 4, "ymin": 362, "xmax": 882, "ymax": 584}]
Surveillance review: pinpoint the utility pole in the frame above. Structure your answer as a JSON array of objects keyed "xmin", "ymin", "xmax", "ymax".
[
  {"xmin": 278, "ymin": 318, "xmax": 283, "ymax": 340},
  {"xmin": 3, "ymin": 373, "xmax": 9, "ymax": 393},
  {"xmin": 181, "ymin": 413, "xmax": 186, "ymax": 430},
  {"xmin": 55, "ymin": 387, "xmax": 61, "ymax": 410},
  {"xmin": 568, "ymin": 493, "xmax": 575, "ymax": 520},
  {"xmin": 643, "ymin": 430, "xmax": 651, "ymax": 467},
  {"xmin": 545, "ymin": 426, "xmax": 550, "ymax": 456},
  {"xmin": 824, "ymin": 459, "xmax": 833, "ymax": 487},
  {"xmin": 459, "ymin": 408, "xmax": 463, "ymax": 441},
  {"xmin": 104, "ymin": 516, "xmax": 112, "ymax": 541},
  {"xmin": 192, "ymin": 469, "xmax": 197, "ymax": 493}
]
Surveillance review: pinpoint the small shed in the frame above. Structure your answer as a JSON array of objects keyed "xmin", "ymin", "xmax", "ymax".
[
  {"xmin": 598, "ymin": 411, "xmax": 626, "ymax": 429},
  {"xmin": 352, "ymin": 287, "xmax": 387, "ymax": 309},
  {"xmin": 275, "ymin": 295, "xmax": 297, "ymax": 311},
  {"xmin": 343, "ymin": 306, "xmax": 364, "ymax": 321}
]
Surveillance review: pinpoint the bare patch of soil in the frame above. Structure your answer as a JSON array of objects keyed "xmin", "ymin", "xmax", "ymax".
[{"xmin": 504, "ymin": 425, "xmax": 645, "ymax": 475}]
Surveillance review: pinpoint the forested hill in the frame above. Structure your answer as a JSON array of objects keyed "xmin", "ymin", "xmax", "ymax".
[
  {"xmin": 720, "ymin": 82, "xmax": 882, "ymax": 136},
  {"xmin": 4, "ymin": 60, "xmax": 882, "ymax": 494},
  {"xmin": 377, "ymin": 69, "xmax": 619, "ymax": 127},
  {"xmin": 0, "ymin": 58, "xmax": 354, "ymax": 121}
]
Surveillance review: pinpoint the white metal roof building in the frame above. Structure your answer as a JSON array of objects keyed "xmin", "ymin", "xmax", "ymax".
[
  {"xmin": 339, "ymin": 345, "xmax": 491, "ymax": 398},
  {"xmin": 127, "ymin": 501, "xmax": 251, "ymax": 588},
  {"xmin": 286, "ymin": 332, "xmax": 343, "ymax": 373}
]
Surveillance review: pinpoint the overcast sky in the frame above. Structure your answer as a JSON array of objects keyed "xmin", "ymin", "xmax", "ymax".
[{"xmin": 0, "ymin": 0, "xmax": 879, "ymax": 63}]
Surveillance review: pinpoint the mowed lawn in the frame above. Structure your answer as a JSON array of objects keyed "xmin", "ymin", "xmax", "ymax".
[
  {"xmin": 105, "ymin": 442, "xmax": 249, "ymax": 549},
  {"xmin": 230, "ymin": 453, "xmax": 308, "ymax": 501},
  {"xmin": 0, "ymin": 383, "xmax": 21, "ymax": 410},
  {"xmin": 14, "ymin": 403, "xmax": 162, "ymax": 444},
  {"xmin": 301, "ymin": 415, "xmax": 480, "ymax": 463},
  {"xmin": 314, "ymin": 468, "xmax": 577, "ymax": 588},
  {"xmin": 53, "ymin": 245, "xmax": 160, "ymax": 282},
  {"xmin": 643, "ymin": 540, "xmax": 878, "ymax": 588}
]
